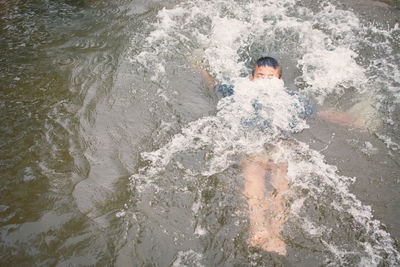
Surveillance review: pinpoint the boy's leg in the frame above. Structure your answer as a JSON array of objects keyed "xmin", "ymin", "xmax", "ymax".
[{"xmin": 241, "ymin": 158, "xmax": 288, "ymax": 255}]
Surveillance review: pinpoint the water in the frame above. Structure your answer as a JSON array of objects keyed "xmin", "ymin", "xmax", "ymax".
[{"xmin": 1, "ymin": 0, "xmax": 399, "ymax": 266}]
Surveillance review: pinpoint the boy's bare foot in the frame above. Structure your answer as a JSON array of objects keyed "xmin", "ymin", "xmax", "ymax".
[{"xmin": 247, "ymin": 230, "xmax": 287, "ymax": 255}]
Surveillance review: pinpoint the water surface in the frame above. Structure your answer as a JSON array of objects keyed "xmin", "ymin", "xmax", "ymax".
[{"xmin": 1, "ymin": 0, "xmax": 399, "ymax": 266}]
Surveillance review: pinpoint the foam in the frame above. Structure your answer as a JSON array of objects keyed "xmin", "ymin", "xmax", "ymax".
[
  {"xmin": 284, "ymin": 142, "xmax": 400, "ymax": 265},
  {"xmin": 125, "ymin": 0, "xmax": 400, "ymax": 264},
  {"xmin": 361, "ymin": 141, "xmax": 378, "ymax": 156},
  {"xmin": 172, "ymin": 250, "xmax": 204, "ymax": 267},
  {"xmin": 139, "ymin": 78, "xmax": 307, "ymax": 176},
  {"xmin": 376, "ymin": 133, "xmax": 400, "ymax": 152},
  {"xmin": 299, "ymin": 47, "xmax": 366, "ymax": 103}
]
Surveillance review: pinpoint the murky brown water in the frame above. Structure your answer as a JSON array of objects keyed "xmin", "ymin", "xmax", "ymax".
[{"xmin": 1, "ymin": 0, "xmax": 399, "ymax": 266}]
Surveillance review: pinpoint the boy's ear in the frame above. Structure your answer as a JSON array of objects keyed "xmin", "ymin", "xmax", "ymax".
[{"xmin": 250, "ymin": 75, "xmax": 254, "ymax": 81}]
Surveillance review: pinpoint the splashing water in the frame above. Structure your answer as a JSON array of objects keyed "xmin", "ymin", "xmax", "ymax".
[
  {"xmin": 139, "ymin": 78, "xmax": 307, "ymax": 176},
  {"xmin": 120, "ymin": 0, "xmax": 400, "ymax": 265}
]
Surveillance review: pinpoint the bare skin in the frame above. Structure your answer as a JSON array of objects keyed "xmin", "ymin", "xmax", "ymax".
[
  {"xmin": 240, "ymin": 68, "xmax": 289, "ymax": 255},
  {"xmin": 251, "ymin": 65, "xmax": 281, "ymax": 80},
  {"xmin": 241, "ymin": 157, "xmax": 288, "ymax": 255},
  {"xmin": 318, "ymin": 109, "xmax": 364, "ymax": 129}
]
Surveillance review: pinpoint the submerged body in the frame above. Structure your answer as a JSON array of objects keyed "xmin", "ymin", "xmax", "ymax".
[
  {"xmin": 202, "ymin": 56, "xmax": 374, "ymax": 255},
  {"xmin": 240, "ymin": 58, "xmax": 290, "ymax": 255}
]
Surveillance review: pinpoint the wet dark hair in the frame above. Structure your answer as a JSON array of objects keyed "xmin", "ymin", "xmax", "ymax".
[{"xmin": 252, "ymin": 56, "xmax": 282, "ymax": 78}]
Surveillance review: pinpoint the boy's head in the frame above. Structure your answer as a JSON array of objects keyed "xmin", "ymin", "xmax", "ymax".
[{"xmin": 251, "ymin": 56, "xmax": 282, "ymax": 80}]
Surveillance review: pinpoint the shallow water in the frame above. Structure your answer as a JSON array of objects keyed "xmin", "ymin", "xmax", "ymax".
[{"xmin": 1, "ymin": 0, "xmax": 400, "ymax": 266}]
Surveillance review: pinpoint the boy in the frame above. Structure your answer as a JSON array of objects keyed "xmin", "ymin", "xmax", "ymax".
[{"xmin": 199, "ymin": 56, "xmax": 368, "ymax": 255}]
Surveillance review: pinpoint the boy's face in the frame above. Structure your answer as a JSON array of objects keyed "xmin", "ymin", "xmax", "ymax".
[{"xmin": 251, "ymin": 65, "xmax": 280, "ymax": 80}]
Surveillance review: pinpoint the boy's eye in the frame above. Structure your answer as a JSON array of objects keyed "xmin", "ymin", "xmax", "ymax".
[{"xmin": 256, "ymin": 73, "xmax": 275, "ymax": 79}]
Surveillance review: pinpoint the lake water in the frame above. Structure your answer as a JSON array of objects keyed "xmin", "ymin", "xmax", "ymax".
[{"xmin": 1, "ymin": 0, "xmax": 400, "ymax": 266}]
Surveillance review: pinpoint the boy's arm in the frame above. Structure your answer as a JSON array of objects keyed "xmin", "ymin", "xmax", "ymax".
[
  {"xmin": 317, "ymin": 110, "xmax": 362, "ymax": 128},
  {"xmin": 190, "ymin": 48, "xmax": 215, "ymax": 89},
  {"xmin": 317, "ymin": 96, "xmax": 379, "ymax": 131},
  {"xmin": 198, "ymin": 68, "xmax": 215, "ymax": 89}
]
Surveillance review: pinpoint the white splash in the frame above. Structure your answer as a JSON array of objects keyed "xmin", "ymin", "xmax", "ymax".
[
  {"xmin": 140, "ymin": 78, "xmax": 307, "ymax": 176},
  {"xmin": 172, "ymin": 250, "xmax": 204, "ymax": 267},
  {"xmin": 126, "ymin": 0, "xmax": 400, "ymax": 265}
]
